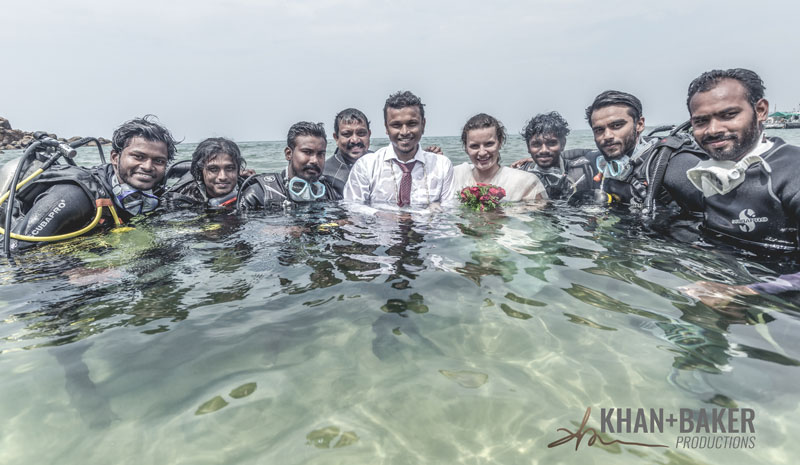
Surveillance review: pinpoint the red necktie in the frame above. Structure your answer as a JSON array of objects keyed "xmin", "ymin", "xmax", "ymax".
[{"xmin": 393, "ymin": 159, "xmax": 417, "ymax": 207}]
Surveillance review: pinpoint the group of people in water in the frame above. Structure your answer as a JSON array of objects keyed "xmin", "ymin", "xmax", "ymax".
[{"xmin": 2, "ymin": 67, "xmax": 799, "ymax": 304}]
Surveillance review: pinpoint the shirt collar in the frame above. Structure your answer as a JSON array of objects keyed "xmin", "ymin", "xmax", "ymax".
[{"xmin": 386, "ymin": 144, "xmax": 424, "ymax": 164}]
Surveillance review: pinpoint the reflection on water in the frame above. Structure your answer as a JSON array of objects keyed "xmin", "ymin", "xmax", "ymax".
[{"xmin": 1, "ymin": 199, "xmax": 799, "ymax": 464}]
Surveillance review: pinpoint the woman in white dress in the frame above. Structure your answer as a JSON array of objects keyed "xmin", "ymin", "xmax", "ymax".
[{"xmin": 453, "ymin": 113, "xmax": 547, "ymax": 202}]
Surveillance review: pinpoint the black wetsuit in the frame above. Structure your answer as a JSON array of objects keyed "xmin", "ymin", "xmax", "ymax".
[
  {"xmin": 6, "ymin": 164, "xmax": 143, "ymax": 251},
  {"xmin": 691, "ymin": 137, "xmax": 800, "ymax": 251},
  {"xmin": 161, "ymin": 161, "xmax": 244, "ymax": 210},
  {"xmin": 323, "ymin": 148, "xmax": 373, "ymax": 197},
  {"xmin": 519, "ymin": 148, "xmax": 601, "ymax": 200},
  {"xmin": 599, "ymin": 134, "xmax": 707, "ymax": 213},
  {"xmin": 238, "ymin": 170, "xmax": 341, "ymax": 210}
]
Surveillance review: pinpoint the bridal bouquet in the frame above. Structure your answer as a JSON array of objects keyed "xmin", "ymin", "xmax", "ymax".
[{"xmin": 459, "ymin": 183, "xmax": 506, "ymax": 212}]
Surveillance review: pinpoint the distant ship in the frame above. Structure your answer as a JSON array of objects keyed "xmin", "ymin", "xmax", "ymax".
[{"xmin": 765, "ymin": 109, "xmax": 800, "ymax": 129}]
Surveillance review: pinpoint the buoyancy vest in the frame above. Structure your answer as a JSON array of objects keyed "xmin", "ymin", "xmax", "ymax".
[
  {"xmin": 238, "ymin": 171, "xmax": 341, "ymax": 210},
  {"xmin": 520, "ymin": 149, "xmax": 600, "ymax": 200},
  {"xmin": 600, "ymin": 133, "xmax": 707, "ymax": 211},
  {"xmin": 16, "ymin": 164, "xmax": 111, "ymax": 204},
  {"xmin": 12, "ymin": 163, "xmax": 140, "ymax": 223}
]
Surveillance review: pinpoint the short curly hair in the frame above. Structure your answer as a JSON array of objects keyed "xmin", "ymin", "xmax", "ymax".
[
  {"xmin": 521, "ymin": 112, "xmax": 570, "ymax": 145},
  {"xmin": 383, "ymin": 90, "xmax": 425, "ymax": 121}
]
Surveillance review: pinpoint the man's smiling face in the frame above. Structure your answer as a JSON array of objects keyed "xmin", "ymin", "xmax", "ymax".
[{"xmin": 111, "ymin": 136, "xmax": 169, "ymax": 190}]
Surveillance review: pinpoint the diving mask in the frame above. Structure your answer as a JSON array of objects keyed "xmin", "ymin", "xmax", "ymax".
[
  {"xmin": 287, "ymin": 177, "xmax": 326, "ymax": 202},
  {"xmin": 686, "ymin": 154, "xmax": 772, "ymax": 197},
  {"xmin": 596, "ymin": 155, "xmax": 632, "ymax": 180}
]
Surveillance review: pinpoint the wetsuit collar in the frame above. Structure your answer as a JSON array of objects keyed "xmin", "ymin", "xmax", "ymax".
[
  {"xmin": 741, "ymin": 132, "xmax": 774, "ymax": 159},
  {"xmin": 686, "ymin": 133, "xmax": 775, "ymax": 197},
  {"xmin": 629, "ymin": 134, "xmax": 657, "ymax": 161},
  {"xmin": 334, "ymin": 148, "xmax": 359, "ymax": 167}
]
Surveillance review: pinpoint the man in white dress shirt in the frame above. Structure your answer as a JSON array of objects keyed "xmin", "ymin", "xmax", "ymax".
[{"xmin": 343, "ymin": 91, "xmax": 454, "ymax": 210}]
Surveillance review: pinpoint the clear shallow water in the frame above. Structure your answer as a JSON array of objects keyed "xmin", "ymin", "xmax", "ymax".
[{"xmin": 1, "ymin": 130, "xmax": 800, "ymax": 464}]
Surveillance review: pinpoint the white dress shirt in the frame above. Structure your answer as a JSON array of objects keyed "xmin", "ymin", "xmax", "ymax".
[{"xmin": 343, "ymin": 145, "xmax": 454, "ymax": 210}]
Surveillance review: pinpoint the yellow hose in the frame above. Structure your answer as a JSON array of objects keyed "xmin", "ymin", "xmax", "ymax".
[
  {"xmin": 0, "ymin": 206, "xmax": 104, "ymax": 241},
  {"xmin": 0, "ymin": 168, "xmax": 45, "ymax": 204},
  {"xmin": 0, "ymin": 167, "xmax": 123, "ymax": 242}
]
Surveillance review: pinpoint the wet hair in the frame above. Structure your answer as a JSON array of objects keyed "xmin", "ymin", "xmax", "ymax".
[
  {"xmin": 585, "ymin": 90, "xmax": 643, "ymax": 125},
  {"xmin": 383, "ymin": 90, "xmax": 425, "ymax": 122},
  {"xmin": 287, "ymin": 121, "xmax": 326, "ymax": 150},
  {"xmin": 521, "ymin": 111, "xmax": 570, "ymax": 145},
  {"xmin": 460, "ymin": 113, "xmax": 507, "ymax": 147},
  {"xmin": 190, "ymin": 137, "xmax": 245, "ymax": 181},
  {"xmin": 111, "ymin": 114, "xmax": 179, "ymax": 162},
  {"xmin": 686, "ymin": 68, "xmax": 766, "ymax": 110},
  {"xmin": 334, "ymin": 108, "xmax": 370, "ymax": 135}
]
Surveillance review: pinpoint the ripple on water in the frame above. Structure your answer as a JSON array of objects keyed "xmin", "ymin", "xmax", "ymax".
[{"xmin": 0, "ymin": 198, "xmax": 798, "ymax": 464}]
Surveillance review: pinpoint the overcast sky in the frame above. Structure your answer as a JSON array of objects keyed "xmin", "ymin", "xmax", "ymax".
[{"xmin": 1, "ymin": 0, "xmax": 797, "ymax": 142}]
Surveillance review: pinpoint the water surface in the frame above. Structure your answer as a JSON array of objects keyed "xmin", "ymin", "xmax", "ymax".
[{"xmin": 1, "ymin": 131, "xmax": 799, "ymax": 464}]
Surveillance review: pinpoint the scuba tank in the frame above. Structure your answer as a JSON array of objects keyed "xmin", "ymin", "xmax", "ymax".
[{"xmin": 0, "ymin": 151, "xmax": 54, "ymax": 198}]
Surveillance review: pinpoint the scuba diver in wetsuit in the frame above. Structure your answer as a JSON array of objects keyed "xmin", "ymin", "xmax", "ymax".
[
  {"xmin": 1, "ymin": 115, "xmax": 178, "ymax": 252},
  {"xmin": 585, "ymin": 90, "xmax": 708, "ymax": 215},
  {"xmin": 677, "ymin": 68, "xmax": 800, "ymax": 303},
  {"xmin": 238, "ymin": 121, "xmax": 340, "ymax": 209},
  {"xmin": 162, "ymin": 137, "xmax": 248, "ymax": 210},
  {"xmin": 513, "ymin": 111, "xmax": 600, "ymax": 200}
]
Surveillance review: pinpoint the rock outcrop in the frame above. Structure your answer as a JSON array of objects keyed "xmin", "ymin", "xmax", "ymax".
[{"xmin": 0, "ymin": 116, "xmax": 111, "ymax": 152}]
